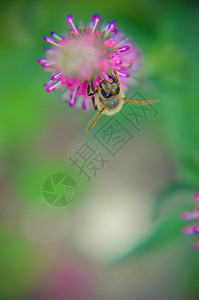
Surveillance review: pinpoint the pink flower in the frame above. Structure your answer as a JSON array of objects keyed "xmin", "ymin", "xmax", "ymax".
[
  {"xmin": 38, "ymin": 14, "xmax": 140, "ymax": 110},
  {"xmin": 181, "ymin": 194, "xmax": 199, "ymax": 250}
]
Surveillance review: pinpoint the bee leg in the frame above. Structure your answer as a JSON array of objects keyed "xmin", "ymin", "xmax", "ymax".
[
  {"xmin": 113, "ymin": 69, "xmax": 119, "ymax": 79},
  {"xmin": 107, "ymin": 72, "xmax": 119, "ymax": 84},
  {"xmin": 91, "ymin": 96, "xmax": 97, "ymax": 111},
  {"xmin": 91, "ymin": 82, "xmax": 98, "ymax": 94},
  {"xmin": 87, "ymin": 83, "xmax": 98, "ymax": 96},
  {"xmin": 76, "ymin": 108, "xmax": 105, "ymax": 145},
  {"xmin": 87, "ymin": 84, "xmax": 94, "ymax": 96},
  {"xmin": 99, "ymin": 75, "xmax": 108, "ymax": 86}
]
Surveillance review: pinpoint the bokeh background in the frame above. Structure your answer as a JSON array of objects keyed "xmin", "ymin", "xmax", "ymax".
[{"xmin": 0, "ymin": 0, "xmax": 199, "ymax": 299}]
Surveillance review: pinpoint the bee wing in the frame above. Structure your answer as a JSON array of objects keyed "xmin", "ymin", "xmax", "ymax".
[
  {"xmin": 75, "ymin": 108, "xmax": 104, "ymax": 145},
  {"xmin": 123, "ymin": 98, "xmax": 159, "ymax": 105}
]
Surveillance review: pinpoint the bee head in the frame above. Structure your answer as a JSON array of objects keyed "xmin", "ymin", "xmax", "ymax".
[{"xmin": 99, "ymin": 80, "xmax": 120, "ymax": 99}]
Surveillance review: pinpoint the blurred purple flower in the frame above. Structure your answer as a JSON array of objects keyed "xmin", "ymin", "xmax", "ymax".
[
  {"xmin": 38, "ymin": 14, "xmax": 140, "ymax": 110},
  {"xmin": 44, "ymin": 261, "xmax": 97, "ymax": 300},
  {"xmin": 181, "ymin": 194, "xmax": 199, "ymax": 250}
]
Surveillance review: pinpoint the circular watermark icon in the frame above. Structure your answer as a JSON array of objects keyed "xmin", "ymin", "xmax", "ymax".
[{"xmin": 42, "ymin": 172, "xmax": 77, "ymax": 207}]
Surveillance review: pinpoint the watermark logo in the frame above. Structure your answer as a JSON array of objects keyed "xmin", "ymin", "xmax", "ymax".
[
  {"xmin": 42, "ymin": 172, "xmax": 77, "ymax": 207},
  {"xmin": 42, "ymin": 89, "xmax": 159, "ymax": 205}
]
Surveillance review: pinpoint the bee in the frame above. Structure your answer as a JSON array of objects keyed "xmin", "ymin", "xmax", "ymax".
[{"xmin": 76, "ymin": 70, "xmax": 158, "ymax": 145}]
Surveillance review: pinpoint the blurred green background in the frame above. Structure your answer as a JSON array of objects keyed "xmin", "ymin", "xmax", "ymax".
[{"xmin": 0, "ymin": 0, "xmax": 199, "ymax": 299}]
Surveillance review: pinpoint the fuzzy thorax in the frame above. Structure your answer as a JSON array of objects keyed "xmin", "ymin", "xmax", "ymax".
[{"xmin": 96, "ymin": 93, "xmax": 124, "ymax": 116}]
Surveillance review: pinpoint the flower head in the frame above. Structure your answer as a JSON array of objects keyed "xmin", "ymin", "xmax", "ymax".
[
  {"xmin": 181, "ymin": 194, "xmax": 199, "ymax": 250},
  {"xmin": 38, "ymin": 14, "xmax": 140, "ymax": 110}
]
